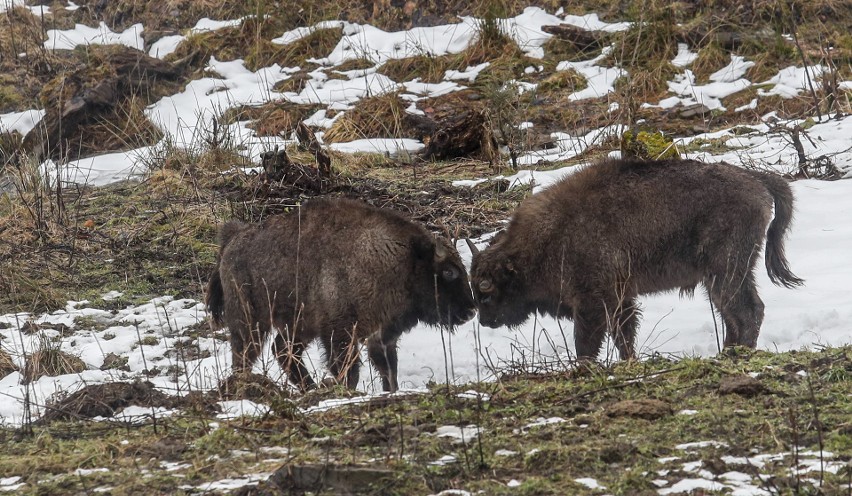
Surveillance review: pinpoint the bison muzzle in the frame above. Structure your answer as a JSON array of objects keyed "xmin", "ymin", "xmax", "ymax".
[
  {"xmin": 206, "ymin": 198, "xmax": 476, "ymax": 393},
  {"xmin": 469, "ymin": 158, "xmax": 803, "ymax": 360}
]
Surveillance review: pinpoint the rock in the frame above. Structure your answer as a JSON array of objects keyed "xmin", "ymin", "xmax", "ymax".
[
  {"xmin": 606, "ymin": 399, "xmax": 672, "ymax": 420},
  {"xmin": 100, "ymin": 352, "xmax": 130, "ymax": 371},
  {"xmin": 718, "ymin": 374, "xmax": 766, "ymax": 397},
  {"xmin": 678, "ymin": 103, "xmax": 712, "ymax": 119}
]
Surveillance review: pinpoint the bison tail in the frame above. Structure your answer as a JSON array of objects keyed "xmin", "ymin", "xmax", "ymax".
[
  {"xmin": 755, "ymin": 172, "xmax": 804, "ymax": 288},
  {"xmin": 206, "ymin": 220, "xmax": 245, "ymax": 326},
  {"xmin": 206, "ymin": 266, "xmax": 225, "ymax": 326}
]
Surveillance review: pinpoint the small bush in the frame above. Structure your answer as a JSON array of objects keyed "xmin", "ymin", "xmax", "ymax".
[
  {"xmin": 0, "ymin": 347, "xmax": 18, "ymax": 377},
  {"xmin": 24, "ymin": 336, "xmax": 87, "ymax": 383}
]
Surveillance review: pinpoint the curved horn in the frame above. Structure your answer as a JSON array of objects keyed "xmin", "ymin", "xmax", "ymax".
[{"xmin": 465, "ymin": 238, "xmax": 480, "ymax": 257}]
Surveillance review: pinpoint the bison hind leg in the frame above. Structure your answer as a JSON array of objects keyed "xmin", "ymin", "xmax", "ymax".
[
  {"xmin": 321, "ymin": 328, "xmax": 362, "ymax": 390},
  {"xmin": 230, "ymin": 319, "xmax": 266, "ymax": 374},
  {"xmin": 705, "ymin": 273, "xmax": 765, "ymax": 349},
  {"xmin": 272, "ymin": 330, "xmax": 316, "ymax": 392}
]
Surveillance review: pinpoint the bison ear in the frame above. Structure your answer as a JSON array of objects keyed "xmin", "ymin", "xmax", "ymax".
[{"xmin": 434, "ymin": 240, "xmax": 448, "ymax": 263}]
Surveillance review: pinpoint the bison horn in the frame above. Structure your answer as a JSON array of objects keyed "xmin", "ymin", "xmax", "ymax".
[{"xmin": 465, "ymin": 238, "xmax": 480, "ymax": 256}]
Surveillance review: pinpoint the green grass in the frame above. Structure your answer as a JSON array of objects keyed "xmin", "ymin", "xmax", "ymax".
[{"xmin": 0, "ymin": 346, "xmax": 849, "ymax": 494}]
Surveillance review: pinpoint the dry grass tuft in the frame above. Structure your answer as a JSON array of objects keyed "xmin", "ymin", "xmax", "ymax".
[
  {"xmin": 0, "ymin": 347, "xmax": 17, "ymax": 377},
  {"xmin": 378, "ymin": 55, "xmax": 451, "ymax": 84},
  {"xmin": 330, "ymin": 58, "xmax": 375, "ymax": 74},
  {"xmin": 536, "ymin": 69, "xmax": 588, "ymax": 95},
  {"xmin": 222, "ymin": 102, "xmax": 322, "ymax": 138},
  {"xmin": 24, "ymin": 339, "xmax": 87, "ymax": 383},
  {"xmin": 0, "ymin": 7, "xmax": 46, "ymax": 65},
  {"xmin": 691, "ymin": 41, "xmax": 728, "ymax": 83},
  {"xmin": 605, "ymin": 2, "xmax": 680, "ymax": 72},
  {"xmin": 267, "ymin": 27, "xmax": 343, "ymax": 70},
  {"xmin": 323, "ymin": 92, "xmax": 410, "ymax": 143}
]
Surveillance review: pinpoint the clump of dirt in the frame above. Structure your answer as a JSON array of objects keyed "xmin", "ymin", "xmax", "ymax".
[
  {"xmin": 24, "ymin": 45, "xmax": 183, "ymax": 161},
  {"xmin": 414, "ymin": 90, "xmax": 499, "ymax": 162},
  {"xmin": 718, "ymin": 374, "xmax": 767, "ymax": 397},
  {"xmin": 606, "ymin": 398, "xmax": 672, "ymax": 420},
  {"xmin": 218, "ymin": 372, "xmax": 290, "ymax": 402},
  {"xmin": 100, "ymin": 352, "xmax": 131, "ymax": 371},
  {"xmin": 39, "ymin": 380, "xmax": 220, "ymax": 423}
]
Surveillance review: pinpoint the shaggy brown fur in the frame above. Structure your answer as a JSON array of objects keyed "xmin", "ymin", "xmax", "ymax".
[
  {"xmin": 207, "ymin": 198, "xmax": 476, "ymax": 393},
  {"xmin": 470, "ymin": 158, "xmax": 803, "ymax": 359}
]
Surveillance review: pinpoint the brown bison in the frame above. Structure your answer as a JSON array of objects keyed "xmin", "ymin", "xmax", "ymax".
[
  {"xmin": 469, "ymin": 158, "xmax": 803, "ymax": 360},
  {"xmin": 206, "ymin": 198, "xmax": 476, "ymax": 393}
]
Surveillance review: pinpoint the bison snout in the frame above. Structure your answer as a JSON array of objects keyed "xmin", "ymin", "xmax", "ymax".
[
  {"xmin": 445, "ymin": 305, "xmax": 476, "ymax": 326},
  {"xmin": 459, "ymin": 306, "xmax": 477, "ymax": 324},
  {"xmin": 477, "ymin": 315, "xmax": 501, "ymax": 329}
]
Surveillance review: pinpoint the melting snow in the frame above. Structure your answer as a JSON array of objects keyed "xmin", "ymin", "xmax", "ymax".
[
  {"xmin": 44, "ymin": 22, "xmax": 144, "ymax": 51},
  {"xmin": 436, "ymin": 425, "xmax": 481, "ymax": 444},
  {"xmin": 575, "ymin": 477, "xmax": 605, "ymax": 489}
]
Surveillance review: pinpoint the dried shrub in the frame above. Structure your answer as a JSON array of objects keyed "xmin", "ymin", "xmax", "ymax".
[
  {"xmin": 222, "ymin": 102, "xmax": 322, "ymax": 138},
  {"xmin": 691, "ymin": 41, "xmax": 728, "ymax": 83},
  {"xmin": 605, "ymin": 1, "xmax": 680, "ymax": 72},
  {"xmin": 0, "ymin": 347, "xmax": 17, "ymax": 377},
  {"xmin": 536, "ymin": 69, "xmax": 588, "ymax": 95},
  {"xmin": 379, "ymin": 54, "xmax": 451, "ymax": 84},
  {"xmin": 24, "ymin": 337, "xmax": 87, "ymax": 383},
  {"xmin": 324, "ymin": 92, "xmax": 411, "ymax": 143},
  {"xmin": 267, "ymin": 27, "xmax": 343, "ymax": 69}
]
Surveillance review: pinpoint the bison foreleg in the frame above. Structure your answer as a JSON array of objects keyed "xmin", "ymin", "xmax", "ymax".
[
  {"xmin": 612, "ymin": 299, "xmax": 641, "ymax": 360},
  {"xmin": 367, "ymin": 336, "xmax": 399, "ymax": 393},
  {"xmin": 572, "ymin": 301, "xmax": 610, "ymax": 360},
  {"xmin": 574, "ymin": 298, "xmax": 641, "ymax": 360}
]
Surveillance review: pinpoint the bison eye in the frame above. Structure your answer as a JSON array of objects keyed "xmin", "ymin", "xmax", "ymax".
[
  {"xmin": 478, "ymin": 280, "xmax": 493, "ymax": 293},
  {"xmin": 442, "ymin": 267, "xmax": 459, "ymax": 281}
]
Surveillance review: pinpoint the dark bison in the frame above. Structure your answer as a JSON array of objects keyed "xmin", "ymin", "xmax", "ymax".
[
  {"xmin": 206, "ymin": 198, "xmax": 476, "ymax": 393},
  {"xmin": 469, "ymin": 158, "xmax": 803, "ymax": 359}
]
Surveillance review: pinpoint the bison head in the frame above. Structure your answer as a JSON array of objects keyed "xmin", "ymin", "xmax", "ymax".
[
  {"xmin": 468, "ymin": 239, "xmax": 534, "ymax": 328},
  {"xmin": 415, "ymin": 237, "xmax": 476, "ymax": 327}
]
